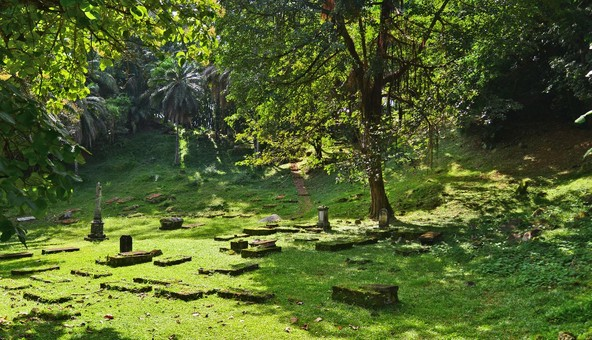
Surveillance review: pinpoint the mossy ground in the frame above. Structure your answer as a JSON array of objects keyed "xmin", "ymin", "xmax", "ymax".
[{"xmin": 1, "ymin": 124, "xmax": 591, "ymax": 339}]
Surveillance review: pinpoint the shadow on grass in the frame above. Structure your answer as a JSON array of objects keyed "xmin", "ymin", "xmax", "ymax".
[{"xmin": 1, "ymin": 322, "xmax": 133, "ymax": 340}]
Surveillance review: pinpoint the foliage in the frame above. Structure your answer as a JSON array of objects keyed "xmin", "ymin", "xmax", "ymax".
[{"xmin": 0, "ymin": 81, "xmax": 82, "ymax": 246}]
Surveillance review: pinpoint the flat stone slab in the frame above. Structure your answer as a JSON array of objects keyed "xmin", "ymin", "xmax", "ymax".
[
  {"xmin": 249, "ymin": 239, "xmax": 276, "ymax": 248},
  {"xmin": 332, "ymin": 284, "xmax": 399, "ymax": 308},
  {"xmin": 0, "ymin": 252, "xmax": 33, "ymax": 260},
  {"xmin": 392, "ymin": 228, "xmax": 425, "ymax": 241},
  {"xmin": 243, "ymin": 228, "xmax": 277, "ymax": 236},
  {"xmin": 12, "ymin": 265, "xmax": 60, "ymax": 276},
  {"xmin": 241, "ymin": 246, "xmax": 282, "ymax": 258},
  {"xmin": 100, "ymin": 281, "xmax": 153, "ymax": 293},
  {"xmin": 104, "ymin": 253, "xmax": 153, "ymax": 267},
  {"xmin": 133, "ymin": 277, "xmax": 182, "ymax": 286},
  {"xmin": 71, "ymin": 268, "xmax": 113, "ymax": 279},
  {"xmin": 394, "ymin": 245, "xmax": 431, "ymax": 256},
  {"xmin": 352, "ymin": 238, "xmax": 379, "ymax": 246},
  {"xmin": 30, "ymin": 274, "xmax": 72, "ymax": 284},
  {"xmin": 315, "ymin": 241, "xmax": 354, "ymax": 251},
  {"xmin": 293, "ymin": 236, "xmax": 320, "ymax": 242},
  {"xmin": 274, "ymin": 227, "xmax": 301, "ymax": 233},
  {"xmin": 155, "ymin": 285, "xmax": 216, "ymax": 301},
  {"xmin": 0, "ymin": 279, "xmax": 32, "ymax": 290},
  {"xmin": 217, "ymin": 288, "xmax": 274, "ymax": 303},
  {"xmin": 418, "ymin": 231, "xmax": 443, "ymax": 245},
  {"xmin": 19, "ymin": 308, "xmax": 81, "ymax": 321},
  {"xmin": 154, "ymin": 255, "xmax": 192, "ymax": 267},
  {"xmin": 214, "ymin": 234, "xmax": 250, "ymax": 241},
  {"xmin": 365, "ymin": 229, "xmax": 394, "ymax": 239},
  {"xmin": 23, "ymin": 291, "xmax": 72, "ymax": 304},
  {"xmin": 198, "ymin": 263, "xmax": 259, "ymax": 276},
  {"xmin": 41, "ymin": 247, "xmax": 80, "ymax": 255}
]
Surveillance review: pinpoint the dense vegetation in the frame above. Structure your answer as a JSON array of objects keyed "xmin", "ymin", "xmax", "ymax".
[{"xmin": 1, "ymin": 0, "xmax": 592, "ymax": 338}]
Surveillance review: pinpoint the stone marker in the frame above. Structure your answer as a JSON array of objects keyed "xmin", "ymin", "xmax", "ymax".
[
  {"xmin": 11, "ymin": 265, "xmax": 60, "ymax": 276},
  {"xmin": 153, "ymin": 255, "xmax": 192, "ymax": 267},
  {"xmin": 160, "ymin": 217, "xmax": 184, "ymax": 230},
  {"xmin": 133, "ymin": 277, "xmax": 181, "ymax": 286},
  {"xmin": 230, "ymin": 240, "xmax": 249, "ymax": 253},
  {"xmin": 198, "ymin": 263, "xmax": 259, "ymax": 276},
  {"xmin": 418, "ymin": 231, "xmax": 443, "ymax": 245},
  {"xmin": 120, "ymin": 235, "xmax": 133, "ymax": 253},
  {"xmin": 315, "ymin": 240, "xmax": 354, "ymax": 251},
  {"xmin": 41, "ymin": 247, "xmax": 80, "ymax": 255},
  {"xmin": 103, "ymin": 252, "xmax": 153, "ymax": 267},
  {"xmin": 155, "ymin": 285, "xmax": 216, "ymax": 301},
  {"xmin": 378, "ymin": 208, "xmax": 390, "ymax": 229},
  {"xmin": 23, "ymin": 291, "xmax": 72, "ymax": 304},
  {"xmin": 241, "ymin": 246, "xmax": 282, "ymax": 258},
  {"xmin": 100, "ymin": 281, "xmax": 153, "ymax": 293},
  {"xmin": 217, "ymin": 288, "xmax": 274, "ymax": 303},
  {"xmin": 85, "ymin": 182, "xmax": 108, "ymax": 241},
  {"xmin": 30, "ymin": 274, "xmax": 72, "ymax": 284},
  {"xmin": 0, "ymin": 279, "xmax": 32, "ymax": 290},
  {"xmin": 214, "ymin": 234, "xmax": 250, "ymax": 241},
  {"xmin": 243, "ymin": 227, "xmax": 277, "ymax": 236},
  {"xmin": 249, "ymin": 239, "xmax": 276, "ymax": 248},
  {"xmin": 0, "ymin": 252, "xmax": 33, "ymax": 260},
  {"xmin": 317, "ymin": 206, "xmax": 331, "ymax": 232},
  {"xmin": 365, "ymin": 229, "xmax": 393, "ymax": 239},
  {"xmin": 16, "ymin": 216, "xmax": 36, "ymax": 222},
  {"xmin": 332, "ymin": 284, "xmax": 399, "ymax": 308},
  {"xmin": 71, "ymin": 268, "xmax": 112, "ymax": 279}
]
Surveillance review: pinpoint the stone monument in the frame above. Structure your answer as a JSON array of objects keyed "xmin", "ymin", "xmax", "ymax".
[
  {"xmin": 317, "ymin": 205, "xmax": 331, "ymax": 232},
  {"xmin": 85, "ymin": 182, "xmax": 108, "ymax": 241}
]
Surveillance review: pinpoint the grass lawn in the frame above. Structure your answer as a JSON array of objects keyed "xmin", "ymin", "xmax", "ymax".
[{"xmin": 1, "ymin": 128, "xmax": 591, "ymax": 339}]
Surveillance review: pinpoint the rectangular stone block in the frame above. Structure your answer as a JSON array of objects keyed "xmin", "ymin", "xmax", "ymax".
[
  {"xmin": 71, "ymin": 268, "xmax": 113, "ymax": 279},
  {"xmin": 315, "ymin": 241, "xmax": 354, "ymax": 251},
  {"xmin": 23, "ymin": 291, "xmax": 72, "ymax": 304},
  {"xmin": 214, "ymin": 234, "xmax": 250, "ymax": 241},
  {"xmin": 241, "ymin": 246, "xmax": 282, "ymax": 258},
  {"xmin": 41, "ymin": 247, "xmax": 80, "ymax": 255},
  {"xmin": 198, "ymin": 263, "xmax": 259, "ymax": 276},
  {"xmin": 12, "ymin": 266, "xmax": 60, "ymax": 276},
  {"xmin": 217, "ymin": 288, "xmax": 274, "ymax": 303},
  {"xmin": 153, "ymin": 256, "xmax": 192, "ymax": 267},
  {"xmin": 418, "ymin": 231, "xmax": 443, "ymax": 245},
  {"xmin": 105, "ymin": 253, "xmax": 153, "ymax": 267},
  {"xmin": 0, "ymin": 252, "xmax": 33, "ymax": 260},
  {"xmin": 230, "ymin": 240, "xmax": 249, "ymax": 252},
  {"xmin": 243, "ymin": 228, "xmax": 277, "ymax": 236},
  {"xmin": 133, "ymin": 277, "xmax": 181, "ymax": 286},
  {"xmin": 100, "ymin": 281, "xmax": 152, "ymax": 293}
]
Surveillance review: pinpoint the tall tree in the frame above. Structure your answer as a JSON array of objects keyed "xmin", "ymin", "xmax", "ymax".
[{"xmin": 218, "ymin": 0, "xmax": 456, "ymax": 218}]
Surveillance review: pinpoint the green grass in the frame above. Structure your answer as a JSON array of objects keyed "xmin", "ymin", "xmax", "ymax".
[{"xmin": 1, "ymin": 129, "xmax": 592, "ymax": 339}]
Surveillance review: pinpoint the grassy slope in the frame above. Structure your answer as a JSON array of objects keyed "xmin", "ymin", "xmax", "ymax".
[{"xmin": 0, "ymin": 124, "xmax": 591, "ymax": 339}]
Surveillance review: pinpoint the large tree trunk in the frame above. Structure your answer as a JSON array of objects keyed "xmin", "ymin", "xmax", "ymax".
[{"xmin": 174, "ymin": 125, "xmax": 180, "ymax": 166}]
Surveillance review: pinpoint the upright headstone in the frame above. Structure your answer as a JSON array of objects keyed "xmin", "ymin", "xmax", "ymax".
[
  {"xmin": 85, "ymin": 182, "xmax": 108, "ymax": 241},
  {"xmin": 120, "ymin": 235, "xmax": 133, "ymax": 253},
  {"xmin": 378, "ymin": 208, "xmax": 390, "ymax": 229},
  {"xmin": 317, "ymin": 206, "xmax": 331, "ymax": 232}
]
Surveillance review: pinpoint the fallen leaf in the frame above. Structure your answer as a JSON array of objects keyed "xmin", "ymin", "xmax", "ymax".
[
  {"xmin": 314, "ymin": 317, "xmax": 323, "ymax": 322},
  {"xmin": 296, "ymin": 301, "xmax": 304, "ymax": 305},
  {"xmin": 337, "ymin": 325, "xmax": 343, "ymax": 330},
  {"xmin": 349, "ymin": 324, "xmax": 359, "ymax": 330},
  {"xmin": 192, "ymin": 312, "xmax": 200, "ymax": 317},
  {"xmin": 290, "ymin": 317, "xmax": 298, "ymax": 324},
  {"xmin": 104, "ymin": 314, "xmax": 114, "ymax": 320},
  {"xmin": 284, "ymin": 327, "xmax": 291, "ymax": 333}
]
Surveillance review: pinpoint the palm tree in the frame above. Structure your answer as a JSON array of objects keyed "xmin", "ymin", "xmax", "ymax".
[
  {"xmin": 203, "ymin": 65, "xmax": 231, "ymax": 141},
  {"xmin": 147, "ymin": 59, "xmax": 207, "ymax": 165}
]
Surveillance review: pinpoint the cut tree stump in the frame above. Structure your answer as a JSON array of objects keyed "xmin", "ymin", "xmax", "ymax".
[
  {"xmin": 41, "ymin": 247, "xmax": 80, "ymax": 255},
  {"xmin": 332, "ymin": 284, "xmax": 399, "ymax": 308},
  {"xmin": 11, "ymin": 266, "xmax": 60, "ymax": 276},
  {"xmin": 418, "ymin": 231, "xmax": 443, "ymax": 245}
]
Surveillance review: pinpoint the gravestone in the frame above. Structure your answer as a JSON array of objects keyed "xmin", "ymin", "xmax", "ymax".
[
  {"xmin": 378, "ymin": 208, "xmax": 390, "ymax": 229},
  {"xmin": 120, "ymin": 235, "xmax": 133, "ymax": 253},
  {"xmin": 198, "ymin": 263, "xmax": 259, "ymax": 276},
  {"xmin": 317, "ymin": 206, "xmax": 331, "ymax": 232},
  {"xmin": 85, "ymin": 182, "xmax": 108, "ymax": 241},
  {"xmin": 153, "ymin": 255, "xmax": 192, "ymax": 267},
  {"xmin": 100, "ymin": 281, "xmax": 152, "ymax": 293},
  {"xmin": 159, "ymin": 217, "xmax": 184, "ymax": 230},
  {"xmin": 418, "ymin": 231, "xmax": 443, "ymax": 245},
  {"xmin": 332, "ymin": 284, "xmax": 399, "ymax": 308},
  {"xmin": 0, "ymin": 252, "xmax": 33, "ymax": 260},
  {"xmin": 217, "ymin": 288, "xmax": 274, "ymax": 303},
  {"xmin": 230, "ymin": 240, "xmax": 249, "ymax": 253},
  {"xmin": 41, "ymin": 247, "xmax": 80, "ymax": 255}
]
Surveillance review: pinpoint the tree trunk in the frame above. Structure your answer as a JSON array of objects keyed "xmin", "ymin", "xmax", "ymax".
[
  {"xmin": 174, "ymin": 125, "xmax": 180, "ymax": 166},
  {"xmin": 368, "ymin": 156, "xmax": 393, "ymax": 219}
]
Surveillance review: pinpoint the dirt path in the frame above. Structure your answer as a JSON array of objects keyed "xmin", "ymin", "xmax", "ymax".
[{"xmin": 290, "ymin": 163, "xmax": 313, "ymax": 216}]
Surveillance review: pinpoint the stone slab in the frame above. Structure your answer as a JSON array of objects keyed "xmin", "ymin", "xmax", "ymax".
[
  {"xmin": 23, "ymin": 291, "xmax": 72, "ymax": 304},
  {"xmin": 100, "ymin": 281, "xmax": 153, "ymax": 293},
  {"xmin": 248, "ymin": 239, "xmax": 276, "ymax": 248},
  {"xmin": 214, "ymin": 234, "xmax": 250, "ymax": 241},
  {"xmin": 315, "ymin": 241, "xmax": 354, "ymax": 251},
  {"xmin": 11, "ymin": 265, "xmax": 60, "ymax": 276},
  {"xmin": 30, "ymin": 274, "xmax": 72, "ymax": 284},
  {"xmin": 418, "ymin": 231, "xmax": 443, "ymax": 245},
  {"xmin": 217, "ymin": 288, "xmax": 274, "ymax": 303},
  {"xmin": 274, "ymin": 227, "xmax": 301, "ymax": 233},
  {"xmin": 70, "ymin": 268, "xmax": 113, "ymax": 279},
  {"xmin": 243, "ymin": 228, "xmax": 277, "ymax": 236},
  {"xmin": 198, "ymin": 263, "xmax": 259, "ymax": 276},
  {"xmin": 133, "ymin": 277, "xmax": 182, "ymax": 286},
  {"xmin": 352, "ymin": 238, "xmax": 379, "ymax": 246},
  {"xmin": 394, "ymin": 245, "xmax": 431, "ymax": 256},
  {"xmin": 155, "ymin": 285, "xmax": 216, "ymax": 301},
  {"xmin": 105, "ymin": 253, "xmax": 153, "ymax": 267},
  {"xmin": 0, "ymin": 252, "xmax": 33, "ymax": 260},
  {"xmin": 365, "ymin": 229, "xmax": 394, "ymax": 240},
  {"xmin": 230, "ymin": 240, "xmax": 249, "ymax": 252},
  {"xmin": 241, "ymin": 246, "xmax": 282, "ymax": 258},
  {"xmin": 332, "ymin": 284, "xmax": 399, "ymax": 308},
  {"xmin": 41, "ymin": 247, "xmax": 80, "ymax": 255},
  {"xmin": 154, "ymin": 255, "xmax": 192, "ymax": 267},
  {"xmin": 0, "ymin": 279, "xmax": 32, "ymax": 290}
]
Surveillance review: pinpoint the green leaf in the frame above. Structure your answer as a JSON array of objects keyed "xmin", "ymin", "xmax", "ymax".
[
  {"xmin": 84, "ymin": 10, "xmax": 97, "ymax": 20},
  {"xmin": 0, "ymin": 111, "xmax": 15, "ymax": 125},
  {"xmin": 584, "ymin": 148, "xmax": 592, "ymax": 159},
  {"xmin": 99, "ymin": 59, "xmax": 113, "ymax": 71},
  {"xmin": 574, "ymin": 110, "xmax": 592, "ymax": 124}
]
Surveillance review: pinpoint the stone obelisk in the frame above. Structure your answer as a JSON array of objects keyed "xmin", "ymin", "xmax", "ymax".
[{"xmin": 85, "ymin": 182, "xmax": 108, "ymax": 241}]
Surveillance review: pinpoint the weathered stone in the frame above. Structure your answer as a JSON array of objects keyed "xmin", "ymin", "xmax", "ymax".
[
  {"xmin": 217, "ymin": 288, "xmax": 274, "ymax": 303},
  {"xmin": 345, "ymin": 257, "xmax": 373, "ymax": 265},
  {"xmin": 243, "ymin": 228, "xmax": 277, "ymax": 236},
  {"xmin": 315, "ymin": 241, "xmax": 354, "ymax": 251},
  {"xmin": 366, "ymin": 229, "xmax": 394, "ymax": 240},
  {"xmin": 155, "ymin": 285, "xmax": 215, "ymax": 301},
  {"xmin": 230, "ymin": 240, "xmax": 249, "ymax": 253},
  {"xmin": 133, "ymin": 277, "xmax": 181, "ymax": 286},
  {"xmin": 352, "ymin": 238, "xmax": 379, "ymax": 246},
  {"xmin": 418, "ymin": 231, "xmax": 443, "ymax": 245},
  {"xmin": 41, "ymin": 247, "xmax": 80, "ymax": 255},
  {"xmin": 394, "ymin": 245, "xmax": 431, "ymax": 256},
  {"xmin": 293, "ymin": 236, "xmax": 320, "ymax": 242},
  {"xmin": 198, "ymin": 263, "xmax": 259, "ymax": 276},
  {"xmin": 159, "ymin": 217, "xmax": 184, "ymax": 230},
  {"xmin": 100, "ymin": 281, "xmax": 152, "ymax": 293},
  {"xmin": 274, "ymin": 227, "xmax": 301, "ymax": 233},
  {"xmin": 0, "ymin": 279, "xmax": 32, "ymax": 290},
  {"xmin": 249, "ymin": 239, "xmax": 276, "ymax": 248},
  {"xmin": 23, "ymin": 291, "xmax": 72, "ymax": 303},
  {"xmin": 392, "ymin": 228, "xmax": 424, "ymax": 241},
  {"xmin": 120, "ymin": 235, "xmax": 133, "ymax": 253},
  {"xmin": 104, "ymin": 253, "xmax": 153, "ymax": 267},
  {"xmin": 0, "ymin": 252, "xmax": 33, "ymax": 260},
  {"xmin": 70, "ymin": 268, "xmax": 112, "ymax": 279},
  {"xmin": 332, "ymin": 284, "xmax": 398, "ymax": 308},
  {"xmin": 12, "ymin": 266, "xmax": 60, "ymax": 276},
  {"xmin": 153, "ymin": 255, "xmax": 192, "ymax": 267},
  {"xmin": 30, "ymin": 274, "xmax": 71, "ymax": 284},
  {"xmin": 214, "ymin": 234, "xmax": 250, "ymax": 241},
  {"xmin": 241, "ymin": 246, "xmax": 282, "ymax": 258},
  {"xmin": 378, "ymin": 208, "xmax": 390, "ymax": 229},
  {"xmin": 317, "ymin": 206, "xmax": 330, "ymax": 231}
]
